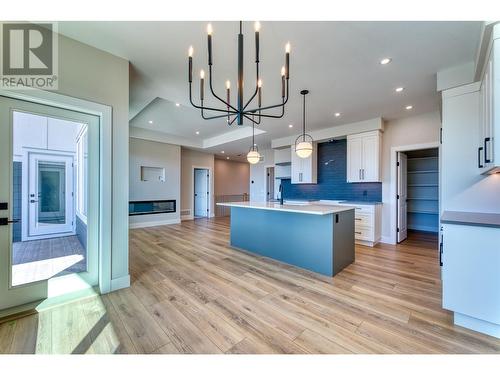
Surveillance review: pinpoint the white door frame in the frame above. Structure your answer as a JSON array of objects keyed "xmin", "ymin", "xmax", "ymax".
[
  {"xmin": 0, "ymin": 88, "xmax": 113, "ymax": 299},
  {"xmin": 191, "ymin": 165, "xmax": 213, "ymax": 218},
  {"xmin": 389, "ymin": 142, "xmax": 440, "ymax": 245},
  {"xmin": 22, "ymin": 149, "xmax": 75, "ymax": 240}
]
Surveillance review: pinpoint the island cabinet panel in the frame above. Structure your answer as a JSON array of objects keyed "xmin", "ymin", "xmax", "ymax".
[
  {"xmin": 229, "ymin": 207, "xmax": 354, "ymax": 277},
  {"xmin": 442, "ymin": 223, "xmax": 500, "ymax": 338}
]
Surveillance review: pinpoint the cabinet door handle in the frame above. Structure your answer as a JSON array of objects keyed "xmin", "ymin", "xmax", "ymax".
[
  {"xmin": 362, "ymin": 169, "xmax": 365, "ymax": 180},
  {"xmin": 484, "ymin": 137, "xmax": 491, "ymax": 163},
  {"xmin": 359, "ymin": 169, "xmax": 361, "ymax": 180},
  {"xmin": 355, "ymin": 231, "xmax": 362, "ymax": 235},
  {"xmin": 439, "ymin": 240, "xmax": 443, "ymax": 267},
  {"xmin": 478, "ymin": 147, "xmax": 484, "ymax": 168}
]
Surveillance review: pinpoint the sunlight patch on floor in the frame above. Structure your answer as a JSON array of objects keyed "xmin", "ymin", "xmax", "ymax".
[{"xmin": 12, "ymin": 254, "xmax": 84, "ymax": 286}]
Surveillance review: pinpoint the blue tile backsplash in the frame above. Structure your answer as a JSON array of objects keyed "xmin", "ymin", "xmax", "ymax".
[{"xmin": 281, "ymin": 139, "xmax": 382, "ymax": 202}]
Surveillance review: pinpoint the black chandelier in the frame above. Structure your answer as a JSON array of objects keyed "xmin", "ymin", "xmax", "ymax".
[{"xmin": 188, "ymin": 21, "xmax": 290, "ymax": 126}]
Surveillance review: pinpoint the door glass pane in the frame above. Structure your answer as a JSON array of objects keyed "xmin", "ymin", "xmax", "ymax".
[
  {"xmin": 38, "ymin": 162, "xmax": 66, "ymax": 225},
  {"xmin": 11, "ymin": 110, "xmax": 89, "ymax": 286}
]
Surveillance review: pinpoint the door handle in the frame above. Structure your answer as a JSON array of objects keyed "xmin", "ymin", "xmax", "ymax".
[
  {"xmin": 0, "ymin": 218, "xmax": 20, "ymax": 226},
  {"xmin": 484, "ymin": 137, "xmax": 491, "ymax": 163},
  {"xmin": 478, "ymin": 147, "xmax": 484, "ymax": 168},
  {"xmin": 439, "ymin": 240, "xmax": 443, "ymax": 267},
  {"xmin": 30, "ymin": 199, "xmax": 38, "ymax": 203}
]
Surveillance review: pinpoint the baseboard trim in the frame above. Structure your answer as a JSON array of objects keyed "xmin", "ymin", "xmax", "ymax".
[
  {"xmin": 129, "ymin": 218, "xmax": 181, "ymax": 229},
  {"xmin": 181, "ymin": 214, "xmax": 194, "ymax": 221},
  {"xmin": 110, "ymin": 275, "xmax": 130, "ymax": 291},
  {"xmin": 380, "ymin": 235, "xmax": 395, "ymax": 245},
  {"xmin": 454, "ymin": 312, "xmax": 500, "ymax": 338}
]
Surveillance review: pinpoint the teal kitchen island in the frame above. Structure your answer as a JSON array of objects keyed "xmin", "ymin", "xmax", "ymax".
[{"xmin": 216, "ymin": 202, "xmax": 355, "ymax": 277}]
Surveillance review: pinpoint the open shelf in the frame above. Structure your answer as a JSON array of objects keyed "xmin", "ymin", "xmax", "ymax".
[
  {"xmin": 407, "ymin": 197, "xmax": 438, "ymax": 201},
  {"xmin": 405, "ymin": 150, "xmax": 439, "ymax": 233},
  {"xmin": 408, "ymin": 184, "xmax": 438, "ymax": 187},
  {"xmin": 407, "ymin": 170, "xmax": 439, "ymax": 174}
]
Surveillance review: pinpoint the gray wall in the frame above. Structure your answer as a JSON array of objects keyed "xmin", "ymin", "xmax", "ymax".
[
  {"xmin": 55, "ymin": 33, "xmax": 130, "ymax": 286},
  {"xmin": 129, "ymin": 138, "xmax": 181, "ymax": 226}
]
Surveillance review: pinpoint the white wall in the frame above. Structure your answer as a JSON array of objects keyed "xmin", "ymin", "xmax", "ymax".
[
  {"xmin": 249, "ymin": 149, "xmax": 274, "ymax": 201},
  {"xmin": 55, "ymin": 33, "xmax": 130, "ymax": 288},
  {"xmin": 13, "ymin": 112, "xmax": 83, "ymax": 157},
  {"xmin": 214, "ymin": 159, "xmax": 250, "ymax": 196},
  {"xmin": 129, "ymin": 138, "xmax": 180, "ymax": 227},
  {"xmin": 381, "ymin": 111, "xmax": 441, "ymax": 242},
  {"xmin": 180, "ymin": 148, "xmax": 215, "ymax": 218}
]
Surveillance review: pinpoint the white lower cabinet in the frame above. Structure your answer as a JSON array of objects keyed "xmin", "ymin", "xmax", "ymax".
[
  {"xmin": 442, "ymin": 223, "xmax": 500, "ymax": 338},
  {"xmin": 336, "ymin": 202, "xmax": 382, "ymax": 247}
]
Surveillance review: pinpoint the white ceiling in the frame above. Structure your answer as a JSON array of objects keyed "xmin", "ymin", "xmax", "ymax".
[{"xmin": 58, "ymin": 21, "xmax": 482, "ymax": 160}]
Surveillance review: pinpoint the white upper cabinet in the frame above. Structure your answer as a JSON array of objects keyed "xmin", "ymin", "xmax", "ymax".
[
  {"xmin": 274, "ymin": 147, "xmax": 291, "ymax": 165},
  {"xmin": 347, "ymin": 131, "xmax": 382, "ymax": 183},
  {"xmin": 478, "ymin": 30, "xmax": 500, "ymax": 174},
  {"xmin": 291, "ymin": 143, "xmax": 317, "ymax": 184}
]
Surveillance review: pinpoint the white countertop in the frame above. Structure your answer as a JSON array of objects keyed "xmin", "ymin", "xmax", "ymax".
[
  {"xmin": 216, "ymin": 201, "xmax": 355, "ymax": 215},
  {"xmin": 441, "ymin": 211, "xmax": 500, "ymax": 228}
]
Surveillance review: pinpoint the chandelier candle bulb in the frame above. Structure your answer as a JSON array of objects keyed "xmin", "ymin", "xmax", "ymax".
[
  {"xmin": 200, "ymin": 70, "xmax": 205, "ymax": 101},
  {"xmin": 226, "ymin": 81, "xmax": 231, "ymax": 110},
  {"xmin": 285, "ymin": 42, "xmax": 290, "ymax": 79},
  {"xmin": 207, "ymin": 24, "xmax": 213, "ymax": 65},
  {"xmin": 188, "ymin": 46, "xmax": 194, "ymax": 82},
  {"xmin": 255, "ymin": 21, "xmax": 260, "ymax": 63},
  {"xmin": 281, "ymin": 67, "xmax": 286, "ymax": 98}
]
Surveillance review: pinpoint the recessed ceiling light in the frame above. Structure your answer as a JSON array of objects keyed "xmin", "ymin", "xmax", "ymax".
[
  {"xmin": 334, "ymin": 112, "xmax": 341, "ymax": 117},
  {"xmin": 288, "ymin": 124, "xmax": 293, "ymax": 128},
  {"xmin": 406, "ymin": 105, "xmax": 413, "ymax": 110},
  {"xmin": 226, "ymin": 157, "xmax": 230, "ymax": 160},
  {"xmin": 395, "ymin": 87, "xmax": 404, "ymax": 93},
  {"xmin": 175, "ymin": 103, "xmax": 180, "ymax": 107},
  {"xmin": 221, "ymin": 151, "xmax": 225, "ymax": 154},
  {"xmin": 195, "ymin": 131, "xmax": 200, "ymax": 135},
  {"xmin": 380, "ymin": 57, "xmax": 392, "ymax": 65},
  {"xmin": 148, "ymin": 120, "xmax": 153, "ymax": 124}
]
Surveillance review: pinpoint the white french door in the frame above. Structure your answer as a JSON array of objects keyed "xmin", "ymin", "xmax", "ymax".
[
  {"xmin": 397, "ymin": 152, "xmax": 408, "ymax": 243},
  {"xmin": 28, "ymin": 152, "xmax": 74, "ymax": 238},
  {"xmin": 0, "ymin": 96, "xmax": 100, "ymax": 314},
  {"xmin": 194, "ymin": 168, "xmax": 209, "ymax": 217}
]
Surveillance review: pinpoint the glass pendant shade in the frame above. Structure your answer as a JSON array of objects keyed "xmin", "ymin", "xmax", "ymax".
[
  {"xmin": 247, "ymin": 149, "xmax": 261, "ymax": 164},
  {"xmin": 295, "ymin": 141, "xmax": 313, "ymax": 158}
]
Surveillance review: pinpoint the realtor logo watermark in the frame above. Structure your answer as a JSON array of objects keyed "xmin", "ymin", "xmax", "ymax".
[{"xmin": 0, "ymin": 22, "xmax": 58, "ymax": 89}]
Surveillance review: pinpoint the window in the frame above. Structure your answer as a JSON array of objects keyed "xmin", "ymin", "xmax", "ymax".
[{"xmin": 76, "ymin": 125, "xmax": 88, "ymax": 222}]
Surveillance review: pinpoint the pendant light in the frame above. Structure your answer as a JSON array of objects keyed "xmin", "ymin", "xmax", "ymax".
[
  {"xmin": 247, "ymin": 116, "xmax": 260, "ymax": 164},
  {"xmin": 295, "ymin": 90, "xmax": 313, "ymax": 158}
]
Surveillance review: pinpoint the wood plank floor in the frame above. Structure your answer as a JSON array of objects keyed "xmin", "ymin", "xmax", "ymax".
[{"xmin": 1, "ymin": 217, "xmax": 500, "ymax": 354}]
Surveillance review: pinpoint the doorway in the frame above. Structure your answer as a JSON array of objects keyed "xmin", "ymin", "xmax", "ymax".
[
  {"xmin": 194, "ymin": 168, "xmax": 209, "ymax": 218},
  {"xmin": 0, "ymin": 97, "xmax": 100, "ymax": 312},
  {"xmin": 397, "ymin": 148, "xmax": 439, "ymax": 243}
]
